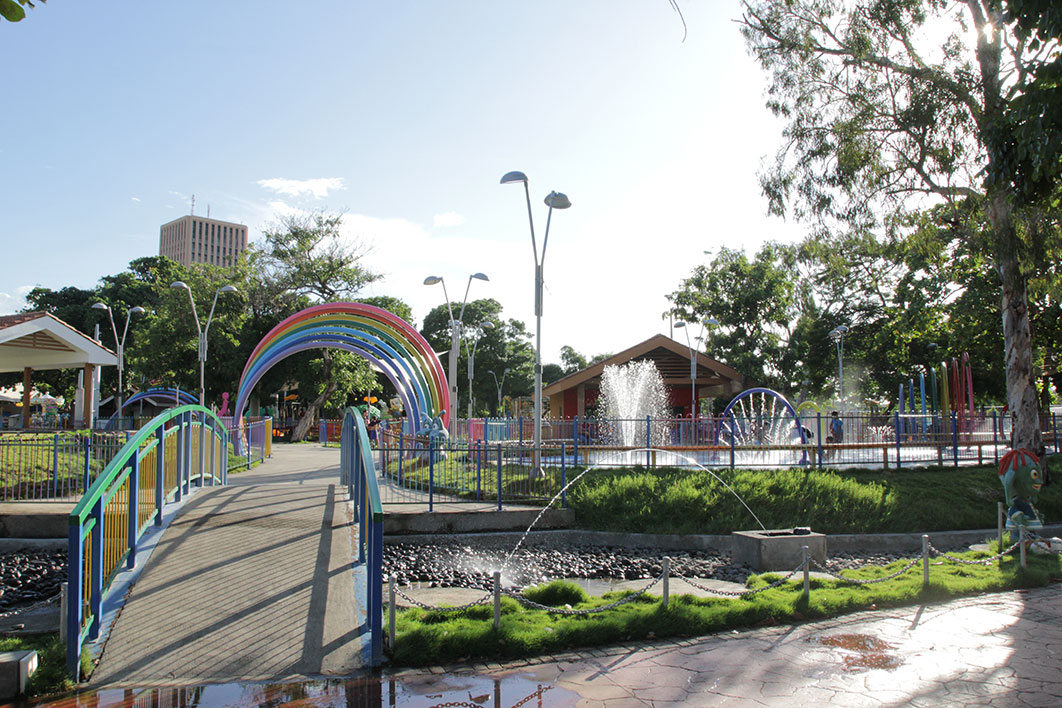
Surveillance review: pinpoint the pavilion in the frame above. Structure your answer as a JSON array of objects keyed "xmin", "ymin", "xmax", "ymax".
[
  {"xmin": 0, "ymin": 312, "xmax": 117, "ymax": 429},
  {"xmin": 542, "ymin": 333, "xmax": 747, "ymax": 419}
]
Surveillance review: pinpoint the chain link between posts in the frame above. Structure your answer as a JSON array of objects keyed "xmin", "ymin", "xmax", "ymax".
[{"xmin": 0, "ymin": 590, "xmax": 62, "ymax": 621}]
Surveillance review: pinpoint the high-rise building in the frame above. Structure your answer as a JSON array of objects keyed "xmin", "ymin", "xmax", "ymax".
[{"xmin": 159, "ymin": 215, "xmax": 248, "ymax": 267}]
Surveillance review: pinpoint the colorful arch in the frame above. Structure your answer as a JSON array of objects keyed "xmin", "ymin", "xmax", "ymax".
[
  {"xmin": 233, "ymin": 302, "xmax": 448, "ymax": 443},
  {"xmin": 105, "ymin": 387, "xmax": 198, "ymax": 429}
]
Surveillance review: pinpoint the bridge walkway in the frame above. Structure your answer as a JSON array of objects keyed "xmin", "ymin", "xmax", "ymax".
[{"xmin": 88, "ymin": 445, "xmax": 366, "ymax": 686}]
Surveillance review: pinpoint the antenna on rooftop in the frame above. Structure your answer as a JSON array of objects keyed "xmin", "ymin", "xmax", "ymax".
[
  {"xmin": 190, "ymin": 194, "xmax": 195, "ymax": 216},
  {"xmin": 207, "ymin": 204, "xmax": 211, "ymax": 218}
]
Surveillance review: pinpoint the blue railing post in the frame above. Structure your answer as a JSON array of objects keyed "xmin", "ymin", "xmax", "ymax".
[
  {"xmin": 246, "ymin": 421, "xmax": 251, "ymax": 469},
  {"xmin": 475, "ymin": 440, "xmax": 482, "ymax": 500},
  {"xmin": 519, "ymin": 416, "xmax": 524, "ymax": 447},
  {"xmin": 83, "ymin": 435, "xmax": 91, "ymax": 493},
  {"xmin": 646, "ymin": 416, "xmax": 652, "ymax": 467},
  {"xmin": 155, "ymin": 427, "xmax": 165, "ymax": 525},
  {"xmin": 497, "ymin": 443, "xmax": 503, "ymax": 511},
  {"xmin": 894, "ymin": 412, "xmax": 902, "ymax": 469},
  {"xmin": 260, "ymin": 420, "xmax": 266, "ymax": 461},
  {"xmin": 65, "ymin": 524, "xmax": 83, "ymax": 676},
  {"xmin": 52, "ymin": 433, "xmax": 59, "ymax": 498},
  {"xmin": 573, "ymin": 415, "xmax": 579, "ymax": 461},
  {"xmin": 992, "ymin": 411, "xmax": 999, "ymax": 465},
  {"xmin": 729, "ymin": 412, "xmax": 736, "ymax": 469},
  {"xmin": 952, "ymin": 412, "xmax": 959, "ymax": 467},
  {"xmin": 428, "ymin": 438, "xmax": 434, "ymax": 513},
  {"xmin": 128, "ymin": 455, "xmax": 139, "ymax": 569},
  {"xmin": 88, "ymin": 496, "xmax": 104, "ymax": 641},
  {"xmin": 209, "ymin": 420, "xmax": 216, "ymax": 486},
  {"xmin": 397, "ymin": 428, "xmax": 404, "ymax": 485},
  {"xmin": 816, "ymin": 412, "xmax": 823, "ymax": 468},
  {"xmin": 561, "ymin": 442, "xmax": 567, "ymax": 509}
]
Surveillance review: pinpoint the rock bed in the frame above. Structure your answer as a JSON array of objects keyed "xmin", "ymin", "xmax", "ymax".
[
  {"xmin": 1, "ymin": 548, "xmax": 66, "ymax": 613},
  {"xmin": 383, "ymin": 541, "xmax": 947, "ymax": 591}
]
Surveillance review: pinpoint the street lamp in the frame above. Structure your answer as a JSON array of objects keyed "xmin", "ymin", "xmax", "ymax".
[
  {"xmin": 92, "ymin": 303, "xmax": 146, "ymax": 422},
  {"xmin": 465, "ymin": 321, "xmax": 494, "ymax": 420},
  {"xmin": 488, "ymin": 367, "xmax": 510, "ymax": 415},
  {"xmin": 829, "ymin": 325, "xmax": 849, "ymax": 406},
  {"xmin": 170, "ymin": 282, "xmax": 238, "ymax": 406},
  {"xmin": 424, "ymin": 272, "xmax": 489, "ymax": 434},
  {"xmin": 501, "ymin": 170, "xmax": 571, "ymax": 475},
  {"xmin": 674, "ymin": 317, "xmax": 719, "ymax": 420}
]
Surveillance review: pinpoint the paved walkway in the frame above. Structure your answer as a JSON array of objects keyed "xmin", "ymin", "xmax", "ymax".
[
  {"xmin": 89, "ymin": 445, "xmax": 367, "ymax": 686},
  {"xmin": 396, "ymin": 585, "xmax": 1062, "ymax": 707}
]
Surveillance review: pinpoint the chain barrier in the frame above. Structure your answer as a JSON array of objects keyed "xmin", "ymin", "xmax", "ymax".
[
  {"xmin": 808, "ymin": 555, "xmax": 922, "ymax": 585},
  {"xmin": 506, "ymin": 573, "xmax": 665, "ymax": 615},
  {"xmin": 926, "ymin": 538, "xmax": 1023, "ymax": 565},
  {"xmin": 0, "ymin": 590, "xmax": 62, "ymax": 622},
  {"xmin": 1026, "ymin": 531, "xmax": 1062, "ymax": 556},
  {"xmin": 674, "ymin": 562, "xmax": 806, "ymax": 597},
  {"xmin": 392, "ymin": 586, "xmax": 491, "ymax": 613}
]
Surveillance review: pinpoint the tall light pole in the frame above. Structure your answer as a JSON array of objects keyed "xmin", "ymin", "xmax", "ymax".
[
  {"xmin": 465, "ymin": 321, "xmax": 494, "ymax": 420},
  {"xmin": 171, "ymin": 282, "xmax": 238, "ymax": 406},
  {"xmin": 424, "ymin": 272, "xmax": 489, "ymax": 434},
  {"xmin": 501, "ymin": 170, "xmax": 571, "ymax": 475},
  {"xmin": 92, "ymin": 303, "xmax": 146, "ymax": 422},
  {"xmin": 829, "ymin": 325, "xmax": 849, "ymax": 406},
  {"xmin": 674, "ymin": 317, "xmax": 719, "ymax": 419},
  {"xmin": 488, "ymin": 367, "xmax": 510, "ymax": 415}
]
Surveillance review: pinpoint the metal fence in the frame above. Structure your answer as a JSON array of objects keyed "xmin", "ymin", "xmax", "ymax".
[
  {"xmin": 224, "ymin": 417, "xmax": 272, "ymax": 471},
  {"xmin": 0, "ymin": 431, "xmax": 130, "ymax": 501}
]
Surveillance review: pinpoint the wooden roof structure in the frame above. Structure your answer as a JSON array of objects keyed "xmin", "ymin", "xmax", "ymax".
[
  {"xmin": 542, "ymin": 334, "xmax": 746, "ymax": 417},
  {"xmin": 0, "ymin": 312, "xmax": 116, "ymax": 373}
]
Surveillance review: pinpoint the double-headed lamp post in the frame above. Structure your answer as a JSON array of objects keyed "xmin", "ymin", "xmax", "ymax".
[
  {"xmin": 488, "ymin": 367, "xmax": 510, "ymax": 415},
  {"xmin": 674, "ymin": 317, "xmax": 719, "ymax": 419},
  {"xmin": 424, "ymin": 273, "xmax": 489, "ymax": 434},
  {"xmin": 829, "ymin": 325, "xmax": 849, "ymax": 406},
  {"xmin": 465, "ymin": 321, "xmax": 494, "ymax": 420},
  {"xmin": 501, "ymin": 170, "xmax": 571, "ymax": 475},
  {"xmin": 92, "ymin": 303, "xmax": 146, "ymax": 420},
  {"xmin": 170, "ymin": 282, "xmax": 238, "ymax": 406}
]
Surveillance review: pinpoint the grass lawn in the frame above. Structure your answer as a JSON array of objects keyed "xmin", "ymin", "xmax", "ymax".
[{"xmin": 0, "ymin": 635, "xmax": 89, "ymax": 698}]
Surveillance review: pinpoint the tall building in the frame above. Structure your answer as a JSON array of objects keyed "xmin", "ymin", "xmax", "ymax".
[{"xmin": 159, "ymin": 215, "xmax": 248, "ymax": 267}]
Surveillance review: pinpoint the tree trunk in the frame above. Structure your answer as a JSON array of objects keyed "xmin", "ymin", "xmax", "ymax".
[
  {"xmin": 988, "ymin": 192, "xmax": 1044, "ymax": 458},
  {"xmin": 291, "ymin": 350, "xmax": 338, "ymax": 442}
]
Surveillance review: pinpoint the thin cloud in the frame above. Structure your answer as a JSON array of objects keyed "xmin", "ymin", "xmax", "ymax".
[
  {"xmin": 433, "ymin": 211, "xmax": 465, "ymax": 228},
  {"xmin": 257, "ymin": 177, "xmax": 345, "ymax": 199},
  {"xmin": 131, "ymin": 197, "xmax": 141, "ymax": 203},
  {"xmin": 0, "ymin": 286, "xmax": 35, "ymax": 315}
]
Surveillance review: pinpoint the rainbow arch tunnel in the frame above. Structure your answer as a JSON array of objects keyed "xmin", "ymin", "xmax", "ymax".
[{"xmin": 233, "ymin": 303, "xmax": 449, "ymax": 446}]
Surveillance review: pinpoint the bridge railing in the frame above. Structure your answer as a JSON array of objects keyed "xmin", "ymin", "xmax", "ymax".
[
  {"xmin": 66, "ymin": 405, "xmax": 228, "ymax": 676},
  {"xmin": 339, "ymin": 406, "xmax": 383, "ymax": 666}
]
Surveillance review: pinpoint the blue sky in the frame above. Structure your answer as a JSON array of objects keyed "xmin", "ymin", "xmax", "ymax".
[{"xmin": 1, "ymin": 1, "xmax": 803, "ymax": 363}]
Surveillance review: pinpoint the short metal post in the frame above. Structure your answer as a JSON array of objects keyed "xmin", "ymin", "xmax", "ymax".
[
  {"xmin": 894, "ymin": 412, "xmax": 902, "ymax": 469},
  {"xmin": 53, "ymin": 433, "xmax": 60, "ymax": 497},
  {"xmin": 801, "ymin": 546, "xmax": 810, "ymax": 601},
  {"xmin": 662, "ymin": 557, "xmax": 670, "ymax": 609},
  {"xmin": 497, "ymin": 443, "xmax": 503, "ymax": 511},
  {"xmin": 998, "ymin": 502, "xmax": 1004, "ymax": 565},
  {"xmin": 952, "ymin": 412, "xmax": 959, "ymax": 467},
  {"xmin": 561, "ymin": 443, "xmax": 567, "ymax": 509},
  {"xmin": 388, "ymin": 574, "xmax": 397, "ymax": 651},
  {"xmin": 1020, "ymin": 526, "xmax": 1027, "ymax": 569},
  {"xmin": 59, "ymin": 581, "xmax": 68, "ymax": 644},
  {"xmin": 493, "ymin": 570, "xmax": 501, "ymax": 630},
  {"xmin": 922, "ymin": 535, "xmax": 929, "ymax": 590}
]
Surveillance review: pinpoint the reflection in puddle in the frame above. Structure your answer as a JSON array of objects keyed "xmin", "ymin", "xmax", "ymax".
[
  {"xmin": 3, "ymin": 672, "xmax": 577, "ymax": 708},
  {"xmin": 817, "ymin": 633, "xmax": 902, "ymax": 671}
]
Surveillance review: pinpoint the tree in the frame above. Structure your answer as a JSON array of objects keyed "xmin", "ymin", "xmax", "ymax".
[
  {"xmin": 741, "ymin": 0, "xmax": 1062, "ymax": 453},
  {"xmin": 255, "ymin": 211, "xmax": 383, "ymax": 440},
  {"xmin": 0, "ymin": 0, "xmax": 42, "ymax": 23}
]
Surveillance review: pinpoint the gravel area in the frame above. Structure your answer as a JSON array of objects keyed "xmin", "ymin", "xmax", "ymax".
[
  {"xmin": 1, "ymin": 548, "xmax": 66, "ymax": 612},
  {"xmin": 383, "ymin": 540, "xmax": 943, "ymax": 591}
]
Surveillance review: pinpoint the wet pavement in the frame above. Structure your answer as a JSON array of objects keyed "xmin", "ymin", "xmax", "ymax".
[{"xmin": 5, "ymin": 584, "xmax": 1061, "ymax": 707}]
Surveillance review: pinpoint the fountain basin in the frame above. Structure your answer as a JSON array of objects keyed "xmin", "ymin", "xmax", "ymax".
[{"xmin": 732, "ymin": 528, "xmax": 826, "ymax": 572}]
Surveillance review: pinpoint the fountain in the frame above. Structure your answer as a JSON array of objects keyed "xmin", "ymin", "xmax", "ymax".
[{"xmin": 598, "ymin": 360, "xmax": 670, "ymax": 448}]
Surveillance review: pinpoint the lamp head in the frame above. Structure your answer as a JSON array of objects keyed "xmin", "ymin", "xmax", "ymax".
[
  {"xmin": 170, "ymin": 281, "xmax": 189, "ymax": 290},
  {"xmin": 424, "ymin": 276, "xmax": 443, "ymax": 286},
  {"xmin": 130, "ymin": 306, "xmax": 146, "ymax": 315},
  {"xmin": 92, "ymin": 302, "xmax": 110, "ymax": 312},
  {"xmin": 674, "ymin": 321, "xmax": 687, "ymax": 329},
  {"xmin": 705, "ymin": 317, "xmax": 720, "ymax": 327},
  {"xmin": 500, "ymin": 171, "xmax": 528, "ymax": 185},
  {"xmin": 479, "ymin": 321, "xmax": 495, "ymax": 331},
  {"xmin": 219, "ymin": 285, "xmax": 238, "ymax": 294},
  {"xmin": 470, "ymin": 272, "xmax": 489, "ymax": 282},
  {"xmin": 544, "ymin": 191, "xmax": 571, "ymax": 209},
  {"xmin": 836, "ymin": 325, "xmax": 849, "ymax": 334}
]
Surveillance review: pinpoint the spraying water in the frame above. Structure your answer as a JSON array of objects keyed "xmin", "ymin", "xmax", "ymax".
[{"xmin": 598, "ymin": 361, "xmax": 670, "ymax": 447}]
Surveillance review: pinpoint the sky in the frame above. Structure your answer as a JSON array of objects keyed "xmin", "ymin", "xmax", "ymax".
[{"xmin": 0, "ymin": 0, "xmax": 805, "ymax": 365}]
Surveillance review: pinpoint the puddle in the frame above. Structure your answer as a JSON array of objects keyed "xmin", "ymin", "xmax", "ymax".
[
  {"xmin": 4, "ymin": 672, "xmax": 579, "ymax": 708},
  {"xmin": 817, "ymin": 633, "xmax": 903, "ymax": 671}
]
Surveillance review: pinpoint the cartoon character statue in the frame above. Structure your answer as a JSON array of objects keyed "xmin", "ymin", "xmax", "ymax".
[
  {"xmin": 415, "ymin": 413, "xmax": 449, "ymax": 464},
  {"xmin": 998, "ymin": 448, "xmax": 1045, "ymax": 545}
]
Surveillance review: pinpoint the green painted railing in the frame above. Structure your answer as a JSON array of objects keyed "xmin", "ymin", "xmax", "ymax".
[{"xmin": 66, "ymin": 405, "xmax": 228, "ymax": 676}]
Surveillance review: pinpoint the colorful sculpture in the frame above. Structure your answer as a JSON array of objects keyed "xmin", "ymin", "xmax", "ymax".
[{"xmin": 998, "ymin": 448, "xmax": 1045, "ymax": 543}]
